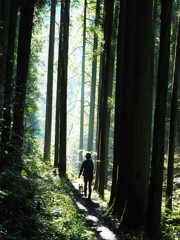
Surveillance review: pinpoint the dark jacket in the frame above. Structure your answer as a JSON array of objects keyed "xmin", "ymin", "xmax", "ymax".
[{"xmin": 79, "ymin": 159, "xmax": 94, "ymax": 179}]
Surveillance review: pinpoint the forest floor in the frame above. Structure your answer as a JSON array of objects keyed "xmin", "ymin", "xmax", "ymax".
[
  {"xmin": 1, "ymin": 160, "xmax": 180, "ymax": 239},
  {"xmin": 70, "ymin": 180, "xmax": 129, "ymax": 240},
  {"xmin": 70, "ymin": 179, "xmax": 180, "ymax": 240}
]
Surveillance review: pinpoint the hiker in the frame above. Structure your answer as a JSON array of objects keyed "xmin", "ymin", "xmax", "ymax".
[{"xmin": 79, "ymin": 152, "xmax": 94, "ymax": 199}]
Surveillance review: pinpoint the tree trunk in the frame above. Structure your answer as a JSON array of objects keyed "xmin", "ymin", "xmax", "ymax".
[
  {"xmin": 54, "ymin": 1, "xmax": 63, "ymax": 168},
  {"xmin": 108, "ymin": 0, "xmax": 126, "ymax": 207},
  {"xmin": 178, "ymin": 96, "xmax": 180, "ymax": 148},
  {"xmin": 79, "ymin": 0, "xmax": 86, "ymax": 165},
  {"xmin": 1, "ymin": 0, "xmax": 18, "ymax": 145},
  {"xmin": 87, "ymin": 0, "xmax": 100, "ymax": 152},
  {"xmin": 12, "ymin": 0, "xmax": 35, "ymax": 163},
  {"xmin": 54, "ymin": 74, "xmax": 60, "ymax": 167},
  {"xmin": 0, "ymin": 0, "xmax": 3, "ymax": 19},
  {"xmin": 58, "ymin": 0, "xmax": 70, "ymax": 177},
  {"xmin": 0, "ymin": 0, "xmax": 10, "ymax": 140},
  {"xmin": 44, "ymin": 0, "xmax": 56, "ymax": 163},
  {"xmin": 94, "ymin": 49, "xmax": 103, "ymax": 191},
  {"xmin": 104, "ymin": 3, "xmax": 118, "ymax": 189},
  {"xmin": 166, "ymin": 19, "xmax": 180, "ymax": 212},
  {"xmin": 98, "ymin": 0, "xmax": 114, "ymax": 198},
  {"xmin": 122, "ymin": 0, "xmax": 153, "ymax": 227},
  {"xmin": 110, "ymin": 0, "xmax": 136, "ymax": 218},
  {"xmin": 151, "ymin": 0, "xmax": 158, "ymax": 152},
  {"xmin": 147, "ymin": 0, "xmax": 173, "ymax": 237}
]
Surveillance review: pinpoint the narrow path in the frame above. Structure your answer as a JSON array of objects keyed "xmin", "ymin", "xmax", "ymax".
[{"xmin": 69, "ymin": 180, "xmax": 126, "ymax": 240}]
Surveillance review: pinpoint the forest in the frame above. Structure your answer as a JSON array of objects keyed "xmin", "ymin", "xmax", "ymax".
[{"xmin": 0, "ymin": 0, "xmax": 180, "ymax": 239}]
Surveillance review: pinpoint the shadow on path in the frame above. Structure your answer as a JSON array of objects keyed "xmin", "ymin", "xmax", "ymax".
[{"xmin": 68, "ymin": 180, "xmax": 126, "ymax": 240}]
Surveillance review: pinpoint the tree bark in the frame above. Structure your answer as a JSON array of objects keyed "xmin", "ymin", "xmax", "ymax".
[
  {"xmin": 79, "ymin": 0, "xmax": 86, "ymax": 165},
  {"xmin": 104, "ymin": 3, "xmax": 118, "ymax": 189},
  {"xmin": 58, "ymin": 0, "xmax": 70, "ymax": 177},
  {"xmin": 147, "ymin": 0, "xmax": 173, "ymax": 237},
  {"xmin": 166, "ymin": 19, "xmax": 180, "ymax": 212},
  {"xmin": 123, "ymin": 0, "xmax": 153, "ymax": 227},
  {"xmin": 98, "ymin": 0, "xmax": 114, "ymax": 198},
  {"xmin": 109, "ymin": 0, "xmax": 126, "ymax": 207},
  {"xmin": 94, "ymin": 49, "xmax": 103, "ymax": 191},
  {"xmin": 0, "ymin": 0, "xmax": 11, "ymax": 140},
  {"xmin": 12, "ymin": 0, "xmax": 35, "ymax": 163},
  {"xmin": 87, "ymin": 0, "xmax": 100, "ymax": 153},
  {"xmin": 111, "ymin": 0, "xmax": 136, "ymax": 219},
  {"xmin": 1, "ymin": 0, "xmax": 18, "ymax": 144},
  {"xmin": 43, "ymin": 0, "xmax": 56, "ymax": 163}
]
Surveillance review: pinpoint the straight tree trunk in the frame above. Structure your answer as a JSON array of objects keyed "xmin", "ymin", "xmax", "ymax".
[
  {"xmin": 147, "ymin": 0, "xmax": 173, "ymax": 237},
  {"xmin": 87, "ymin": 0, "xmax": 100, "ymax": 152},
  {"xmin": 111, "ymin": 0, "xmax": 136, "ymax": 218},
  {"xmin": 98, "ymin": 0, "xmax": 114, "ymax": 198},
  {"xmin": 94, "ymin": 49, "xmax": 103, "ymax": 191},
  {"xmin": 12, "ymin": 0, "xmax": 35, "ymax": 163},
  {"xmin": 79, "ymin": 0, "xmax": 86, "ymax": 164},
  {"xmin": 54, "ymin": 1, "xmax": 63, "ymax": 168},
  {"xmin": 54, "ymin": 71, "xmax": 60, "ymax": 167},
  {"xmin": 0, "ymin": 0, "xmax": 10, "ymax": 140},
  {"xmin": 178, "ymin": 97, "xmax": 180, "ymax": 148},
  {"xmin": 0, "ymin": 0, "xmax": 10, "ymax": 79},
  {"xmin": 166, "ymin": 19, "xmax": 180, "ymax": 212},
  {"xmin": 43, "ymin": 0, "xmax": 56, "ymax": 162},
  {"xmin": 122, "ymin": 0, "xmax": 153, "ymax": 227},
  {"xmin": 0, "ymin": 0, "xmax": 3, "ymax": 19},
  {"xmin": 109, "ymin": 0, "xmax": 126, "ymax": 207},
  {"xmin": 104, "ymin": 4, "xmax": 118, "ymax": 188},
  {"xmin": 58, "ymin": 0, "xmax": 70, "ymax": 177},
  {"xmin": 150, "ymin": 0, "xmax": 158, "ymax": 151},
  {"xmin": 1, "ymin": 0, "xmax": 18, "ymax": 144}
]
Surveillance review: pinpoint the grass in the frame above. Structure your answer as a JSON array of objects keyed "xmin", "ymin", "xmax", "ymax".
[
  {"xmin": 0, "ymin": 156, "xmax": 96, "ymax": 240},
  {"xmin": 161, "ymin": 194, "xmax": 180, "ymax": 240},
  {"xmin": 1, "ymin": 154, "xmax": 180, "ymax": 239}
]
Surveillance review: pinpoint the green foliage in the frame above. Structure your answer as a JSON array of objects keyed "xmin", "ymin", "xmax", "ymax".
[
  {"xmin": 0, "ymin": 167, "xmax": 35, "ymax": 239},
  {"xmin": 0, "ymin": 156, "xmax": 95, "ymax": 239},
  {"xmin": 161, "ymin": 212, "xmax": 180, "ymax": 239},
  {"xmin": 71, "ymin": 0, "xmax": 81, "ymax": 8},
  {"xmin": 35, "ymin": 0, "xmax": 48, "ymax": 9}
]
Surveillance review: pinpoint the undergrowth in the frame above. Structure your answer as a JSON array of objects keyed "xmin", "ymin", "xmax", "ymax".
[
  {"xmin": 161, "ymin": 198, "xmax": 180, "ymax": 240},
  {"xmin": 0, "ymin": 156, "xmax": 95, "ymax": 240},
  {"xmin": 0, "ymin": 153, "xmax": 180, "ymax": 240}
]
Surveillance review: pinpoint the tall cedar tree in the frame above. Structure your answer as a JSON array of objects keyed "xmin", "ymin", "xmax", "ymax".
[
  {"xmin": 103, "ymin": 3, "xmax": 119, "ymax": 188},
  {"xmin": 110, "ymin": 0, "xmax": 136, "ymax": 219},
  {"xmin": 87, "ymin": 0, "xmax": 100, "ymax": 152},
  {"xmin": 109, "ymin": 0, "xmax": 126, "ymax": 207},
  {"xmin": 1, "ymin": 0, "xmax": 18, "ymax": 145},
  {"xmin": 54, "ymin": 59, "xmax": 60, "ymax": 167},
  {"xmin": 147, "ymin": 0, "xmax": 173, "ymax": 237},
  {"xmin": 94, "ymin": 46, "xmax": 103, "ymax": 190},
  {"xmin": 44, "ymin": 0, "xmax": 56, "ymax": 162},
  {"xmin": 58, "ymin": 0, "xmax": 70, "ymax": 177},
  {"xmin": 0, "ymin": 0, "xmax": 10, "ymax": 143},
  {"xmin": 166, "ymin": 19, "xmax": 180, "ymax": 211},
  {"xmin": 79, "ymin": 0, "xmax": 86, "ymax": 164},
  {"xmin": 12, "ymin": 0, "xmax": 35, "ymax": 164},
  {"xmin": 98, "ymin": 0, "xmax": 114, "ymax": 198},
  {"xmin": 54, "ymin": 2, "xmax": 63, "ymax": 168},
  {"xmin": 109, "ymin": 0, "xmax": 153, "ymax": 229},
  {"xmin": 123, "ymin": 0, "xmax": 153, "ymax": 227}
]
